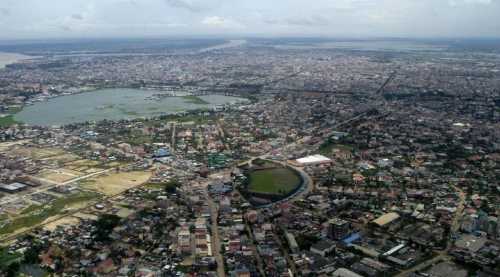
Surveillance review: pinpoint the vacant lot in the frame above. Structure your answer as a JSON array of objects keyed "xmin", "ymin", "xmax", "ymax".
[
  {"xmin": 8, "ymin": 146, "xmax": 65, "ymax": 160},
  {"xmin": 0, "ymin": 191, "xmax": 99, "ymax": 237},
  {"xmin": 36, "ymin": 168, "xmax": 84, "ymax": 184},
  {"xmin": 248, "ymin": 167, "xmax": 301, "ymax": 195},
  {"xmin": 81, "ymin": 171, "xmax": 152, "ymax": 196},
  {"xmin": 44, "ymin": 216, "xmax": 81, "ymax": 231}
]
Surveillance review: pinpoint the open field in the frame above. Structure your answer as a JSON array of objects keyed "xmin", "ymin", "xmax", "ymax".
[
  {"xmin": 7, "ymin": 146, "xmax": 65, "ymax": 160},
  {"xmin": 248, "ymin": 167, "xmax": 302, "ymax": 195},
  {"xmin": 65, "ymin": 159, "xmax": 105, "ymax": 173},
  {"xmin": 80, "ymin": 170, "xmax": 152, "ymax": 196},
  {"xmin": 43, "ymin": 216, "xmax": 81, "ymax": 231},
  {"xmin": 319, "ymin": 140, "xmax": 353, "ymax": 156},
  {"xmin": 0, "ymin": 191, "xmax": 100, "ymax": 236},
  {"xmin": 41, "ymin": 152, "xmax": 80, "ymax": 163},
  {"xmin": 36, "ymin": 168, "xmax": 84, "ymax": 184}
]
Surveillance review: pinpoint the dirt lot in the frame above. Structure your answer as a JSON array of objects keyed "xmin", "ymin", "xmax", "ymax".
[
  {"xmin": 65, "ymin": 159, "xmax": 103, "ymax": 172},
  {"xmin": 36, "ymin": 168, "xmax": 84, "ymax": 184},
  {"xmin": 7, "ymin": 146, "xmax": 65, "ymax": 160},
  {"xmin": 43, "ymin": 216, "xmax": 81, "ymax": 231},
  {"xmin": 81, "ymin": 171, "xmax": 152, "ymax": 196}
]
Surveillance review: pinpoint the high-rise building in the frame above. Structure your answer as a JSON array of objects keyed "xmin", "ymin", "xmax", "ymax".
[{"xmin": 328, "ymin": 218, "xmax": 350, "ymax": 240}]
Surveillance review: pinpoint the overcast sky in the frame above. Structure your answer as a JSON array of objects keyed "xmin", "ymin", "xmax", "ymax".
[{"xmin": 0, "ymin": 0, "xmax": 499, "ymax": 40}]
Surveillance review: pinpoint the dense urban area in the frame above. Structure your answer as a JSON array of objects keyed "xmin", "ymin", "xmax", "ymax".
[{"xmin": 0, "ymin": 38, "xmax": 499, "ymax": 277}]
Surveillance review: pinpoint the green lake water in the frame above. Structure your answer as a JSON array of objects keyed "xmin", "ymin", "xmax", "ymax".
[{"xmin": 15, "ymin": 88, "xmax": 246, "ymax": 126}]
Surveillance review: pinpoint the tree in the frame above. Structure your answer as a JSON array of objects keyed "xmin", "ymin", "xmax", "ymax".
[
  {"xmin": 93, "ymin": 214, "xmax": 121, "ymax": 242},
  {"xmin": 5, "ymin": 262, "xmax": 20, "ymax": 277}
]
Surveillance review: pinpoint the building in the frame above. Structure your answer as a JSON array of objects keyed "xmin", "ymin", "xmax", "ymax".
[
  {"xmin": 295, "ymin": 154, "xmax": 333, "ymax": 166},
  {"xmin": 332, "ymin": 268, "xmax": 363, "ymax": 277},
  {"xmin": 153, "ymin": 148, "xmax": 170, "ymax": 158},
  {"xmin": 178, "ymin": 228, "xmax": 191, "ymax": 254},
  {"xmin": 372, "ymin": 212, "xmax": 400, "ymax": 228},
  {"xmin": 328, "ymin": 218, "xmax": 350, "ymax": 240},
  {"xmin": 461, "ymin": 214, "xmax": 478, "ymax": 233},
  {"xmin": 285, "ymin": 232, "xmax": 299, "ymax": 253},
  {"xmin": 0, "ymin": 182, "xmax": 28, "ymax": 193},
  {"xmin": 310, "ymin": 240, "xmax": 336, "ymax": 257}
]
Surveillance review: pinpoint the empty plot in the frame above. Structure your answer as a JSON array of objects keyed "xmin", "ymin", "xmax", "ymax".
[
  {"xmin": 8, "ymin": 146, "xmax": 64, "ymax": 160},
  {"xmin": 36, "ymin": 168, "xmax": 84, "ymax": 184},
  {"xmin": 80, "ymin": 171, "xmax": 152, "ymax": 196}
]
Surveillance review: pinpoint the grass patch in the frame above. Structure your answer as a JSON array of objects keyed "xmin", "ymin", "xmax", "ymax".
[
  {"xmin": 0, "ymin": 192, "xmax": 99, "ymax": 235},
  {"xmin": 319, "ymin": 140, "xmax": 353, "ymax": 156},
  {"xmin": 0, "ymin": 115, "xmax": 21, "ymax": 127},
  {"xmin": 181, "ymin": 95, "xmax": 210, "ymax": 105},
  {"xmin": 144, "ymin": 180, "xmax": 179, "ymax": 193},
  {"xmin": 20, "ymin": 205, "xmax": 43, "ymax": 215},
  {"xmin": 248, "ymin": 167, "xmax": 301, "ymax": 195},
  {"xmin": 0, "ymin": 106, "xmax": 23, "ymax": 127}
]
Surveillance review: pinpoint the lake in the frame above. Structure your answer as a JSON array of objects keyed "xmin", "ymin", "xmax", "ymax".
[{"xmin": 15, "ymin": 88, "xmax": 247, "ymax": 126}]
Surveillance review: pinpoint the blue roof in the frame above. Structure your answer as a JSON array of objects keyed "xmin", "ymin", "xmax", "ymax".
[
  {"xmin": 154, "ymin": 148, "xmax": 170, "ymax": 157},
  {"xmin": 342, "ymin": 233, "xmax": 361, "ymax": 245}
]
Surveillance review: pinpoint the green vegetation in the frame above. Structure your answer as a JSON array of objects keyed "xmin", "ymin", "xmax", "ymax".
[
  {"xmin": 93, "ymin": 214, "xmax": 121, "ymax": 242},
  {"xmin": 0, "ymin": 192, "xmax": 100, "ymax": 235},
  {"xmin": 0, "ymin": 248, "xmax": 22, "ymax": 269},
  {"xmin": 319, "ymin": 139, "xmax": 353, "ymax": 156},
  {"xmin": 0, "ymin": 115, "xmax": 20, "ymax": 127},
  {"xmin": 0, "ymin": 106, "xmax": 23, "ymax": 127},
  {"xmin": 248, "ymin": 167, "xmax": 301, "ymax": 195},
  {"xmin": 252, "ymin": 158, "xmax": 276, "ymax": 167},
  {"xmin": 145, "ymin": 180, "xmax": 180, "ymax": 193},
  {"xmin": 181, "ymin": 95, "xmax": 210, "ymax": 105},
  {"xmin": 295, "ymin": 234, "xmax": 320, "ymax": 250},
  {"xmin": 20, "ymin": 204, "xmax": 43, "ymax": 215}
]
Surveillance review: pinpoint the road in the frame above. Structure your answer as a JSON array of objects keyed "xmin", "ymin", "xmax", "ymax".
[
  {"xmin": 245, "ymin": 224, "xmax": 266, "ymax": 276},
  {"xmin": 171, "ymin": 122, "xmax": 176, "ymax": 150},
  {"xmin": 207, "ymin": 195, "xmax": 226, "ymax": 277}
]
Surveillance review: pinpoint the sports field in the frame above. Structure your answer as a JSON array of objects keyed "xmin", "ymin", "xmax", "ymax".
[{"xmin": 248, "ymin": 167, "xmax": 301, "ymax": 195}]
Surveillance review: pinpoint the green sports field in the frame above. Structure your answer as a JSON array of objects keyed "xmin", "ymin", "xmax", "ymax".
[{"xmin": 248, "ymin": 167, "xmax": 301, "ymax": 195}]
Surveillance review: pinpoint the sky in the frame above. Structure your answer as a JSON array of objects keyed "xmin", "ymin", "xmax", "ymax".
[{"xmin": 0, "ymin": 0, "xmax": 499, "ymax": 40}]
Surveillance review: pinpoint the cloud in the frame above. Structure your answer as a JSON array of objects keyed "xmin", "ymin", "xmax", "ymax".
[
  {"xmin": 71, "ymin": 14, "xmax": 84, "ymax": 20},
  {"xmin": 448, "ymin": 0, "xmax": 493, "ymax": 6},
  {"xmin": 164, "ymin": 0, "xmax": 218, "ymax": 12},
  {"xmin": 201, "ymin": 16, "xmax": 243, "ymax": 29},
  {"xmin": 0, "ymin": 8, "xmax": 10, "ymax": 16},
  {"xmin": 1, "ymin": 0, "xmax": 500, "ymax": 39},
  {"xmin": 285, "ymin": 16, "xmax": 330, "ymax": 27}
]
